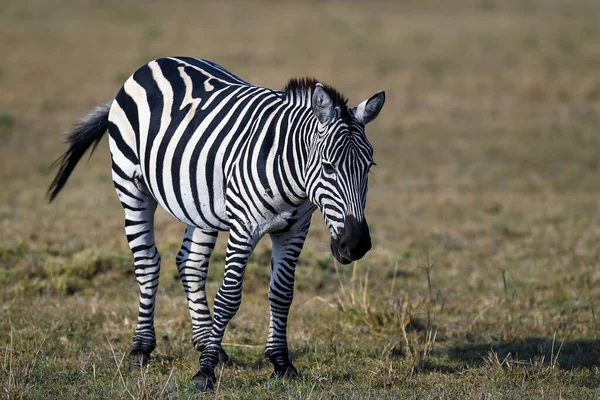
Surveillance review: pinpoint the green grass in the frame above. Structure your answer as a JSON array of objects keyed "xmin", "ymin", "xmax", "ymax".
[
  {"xmin": 2, "ymin": 0, "xmax": 600, "ymax": 398},
  {"xmin": 0, "ymin": 112, "xmax": 15, "ymax": 130}
]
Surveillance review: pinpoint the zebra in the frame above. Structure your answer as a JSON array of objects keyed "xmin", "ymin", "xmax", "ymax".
[{"xmin": 47, "ymin": 57, "xmax": 385, "ymax": 391}]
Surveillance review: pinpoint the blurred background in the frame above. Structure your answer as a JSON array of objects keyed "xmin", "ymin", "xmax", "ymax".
[{"xmin": 1, "ymin": 0, "xmax": 600, "ymax": 398}]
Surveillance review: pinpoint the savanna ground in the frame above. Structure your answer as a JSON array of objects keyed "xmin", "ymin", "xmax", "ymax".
[{"xmin": 2, "ymin": 0, "xmax": 600, "ymax": 398}]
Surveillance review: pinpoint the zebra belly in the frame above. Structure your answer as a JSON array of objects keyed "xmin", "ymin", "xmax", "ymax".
[{"xmin": 148, "ymin": 172, "xmax": 231, "ymax": 231}]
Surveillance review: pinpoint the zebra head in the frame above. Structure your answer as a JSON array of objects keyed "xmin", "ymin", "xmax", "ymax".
[{"xmin": 306, "ymin": 83, "xmax": 386, "ymax": 265}]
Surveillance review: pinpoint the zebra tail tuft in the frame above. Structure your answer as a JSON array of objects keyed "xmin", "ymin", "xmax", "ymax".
[{"xmin": 47, "ymin": 102, "xmax": 112, "ymax": 202}]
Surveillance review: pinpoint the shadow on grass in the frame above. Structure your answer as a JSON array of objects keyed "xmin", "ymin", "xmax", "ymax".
[{"xmin": 448, "ymin": 337, "xmax": 600, "ymax": 369}]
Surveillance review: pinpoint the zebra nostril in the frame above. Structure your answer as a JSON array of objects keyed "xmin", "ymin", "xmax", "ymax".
[{"xmin": 339, "ymin": 241, "xmax": 347, "ymax": 250}]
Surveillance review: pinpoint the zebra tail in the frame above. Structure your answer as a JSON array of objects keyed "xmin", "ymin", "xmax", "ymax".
[{"xmin": 47, "ymin": 102, "xmax": 112, "ymax": 202}]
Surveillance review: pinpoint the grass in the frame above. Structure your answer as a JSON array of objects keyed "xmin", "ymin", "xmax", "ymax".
[
  {"xmin": 2, "ymin": 0, "xmax": 600, "ymax": 398},
  {"xmin": 0, "ymin": 112, "xmax": 15, "ymax": 130}
]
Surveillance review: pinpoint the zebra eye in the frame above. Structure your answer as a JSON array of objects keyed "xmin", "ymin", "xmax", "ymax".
[{"xmin": 322, "ymin": 161, "xmax": 336, "ymax": 175}]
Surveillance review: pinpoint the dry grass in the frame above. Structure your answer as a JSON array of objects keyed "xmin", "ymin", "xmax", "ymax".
[{"xmin": 2, "ymin": 0, "xmax": 600, "ymax": 398}]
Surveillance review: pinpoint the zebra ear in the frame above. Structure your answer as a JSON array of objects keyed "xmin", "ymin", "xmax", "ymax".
[
  {"xmin": 312, "ymin": 83, "xmax": 335, "ymax": 126},
  {"xmin": 354, "ymin": 90, "xmax": 386, "ymax": 125}
]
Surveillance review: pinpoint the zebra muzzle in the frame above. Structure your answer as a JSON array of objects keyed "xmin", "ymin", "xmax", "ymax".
[{"xmin": 330, "ymin": 215, "xmax": 371, "ymax": 264}]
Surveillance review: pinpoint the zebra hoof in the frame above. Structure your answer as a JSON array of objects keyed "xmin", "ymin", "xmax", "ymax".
[
  {"xmin": 128, "ymin": 349, "xmax": 151, "ymax": 371},
  {"xmin": 271, "ymin": 363, "xmax": 299, "ymax": 379},
  {"xmin": 268, "ymin": 353, "xmax": 299, "ymax": 379},
  {"xmin": 191, "ymin": 369, "xmax": 216, "ymax": 392}
]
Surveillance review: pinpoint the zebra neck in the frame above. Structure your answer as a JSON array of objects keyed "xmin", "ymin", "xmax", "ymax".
[{"xmin": 276, "ymin": 101, "xmax": 319, "ymax": 202}]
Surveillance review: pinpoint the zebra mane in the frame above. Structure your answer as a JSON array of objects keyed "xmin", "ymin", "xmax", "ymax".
[{"xmin": 283, "ymin": 77, "xmax": 349, "ymax": 110}]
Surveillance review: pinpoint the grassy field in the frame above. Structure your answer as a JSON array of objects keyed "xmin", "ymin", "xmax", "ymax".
[{"xmin": 2, "ymin": 0, "xmax": 600, "ymax": 398}]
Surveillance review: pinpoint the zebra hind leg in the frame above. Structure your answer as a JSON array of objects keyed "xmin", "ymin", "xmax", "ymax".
[
  {"xmin": 176, "ymin": 226, "xmax": 229, "ymax": 363},
  {"xmin": 113, "ymin": 170, "xmax": 161, "ymax": 370}
]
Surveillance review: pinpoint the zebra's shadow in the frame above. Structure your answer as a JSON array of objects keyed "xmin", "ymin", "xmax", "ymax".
[{"xmin": 447, "ymin": 337, "xmax": 600, "ymax": 370}]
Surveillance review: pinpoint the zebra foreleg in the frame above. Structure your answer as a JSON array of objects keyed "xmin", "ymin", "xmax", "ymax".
[
  {"xmin": 265, "ymin": 221, "xmax": 310, "ymax": 379},
  {"xmin": 176, "ymin": 226, "xmax": 229, "ymax": 363},
  {"xmin": 192, "ymin": 224, "xmax": 257, "ymax": 391}
]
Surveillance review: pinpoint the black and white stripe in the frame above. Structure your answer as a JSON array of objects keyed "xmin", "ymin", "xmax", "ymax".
[{"xmin": 48, "ymin": 57, "xmax": 385, "ymax": 390}]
